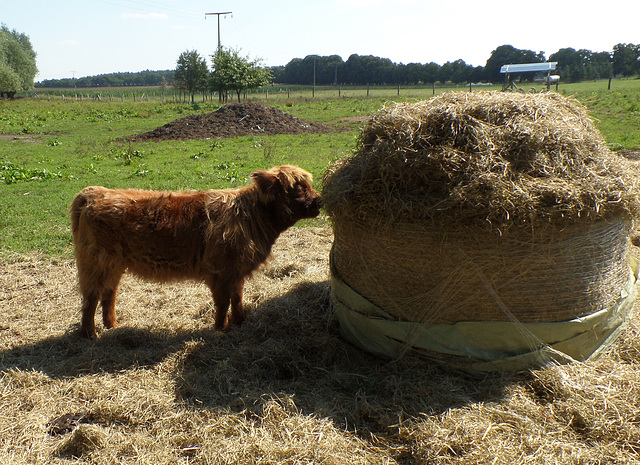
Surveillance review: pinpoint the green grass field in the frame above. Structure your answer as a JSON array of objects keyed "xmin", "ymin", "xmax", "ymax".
[{"xmin": 2, "ymin": 79, "xmax": 640, "ymax": 257}]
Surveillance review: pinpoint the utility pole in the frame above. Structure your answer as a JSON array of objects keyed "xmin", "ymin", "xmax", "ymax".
[
  {"xmin": 205, "ymin": 11, "xmax": 232, "ymax": 55},
  {"xmin": 206, "ymin": 12, "xmax": 232, "ymax": 103}
]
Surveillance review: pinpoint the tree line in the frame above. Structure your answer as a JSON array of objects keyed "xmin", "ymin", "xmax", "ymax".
[
  {"xmin": 36, "ymin": 70, "xmax": 175, "ymax": 89},
  {"xmin": 273, "ymin": 44, "xmax": 640, "ymax": 86},
  {"xmin": 23, "ymin": 42, "xmax": 640, "ymax": 91}
]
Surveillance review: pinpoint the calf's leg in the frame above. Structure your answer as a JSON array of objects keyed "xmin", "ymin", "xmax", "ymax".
[
  {"xmin": 208, "ymin": 277, "xmax": 246, "ymax": 330},
  {"xmin": 229, "ymin": 278, "xmax": 245, "ymax": 326},
  {"xmin": 101, "ymin": 282, "xmax": 121, "ymax": 330},
  {"xmin": 77, "ymin": 253, "xmax": 102, "ymax": 338},
  {"xmin": 80, "ymin": 292, "xmax": 100, "ymax": 339},
  {"xmin": 208, "ymin": 278, "xmax": 231, "ymax": 330},
  {"xmin": 77, "ymin": 257, "xmax": 123, "ymax": 338},
  {"xmin": 100, "ymin": 267, "xmax": 124, "ymax": 330}
]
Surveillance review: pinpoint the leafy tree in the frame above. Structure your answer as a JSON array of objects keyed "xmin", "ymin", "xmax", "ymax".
[
  {"xmin": 423, "ymin": 62, "xmax": 442, "ymax": 84},
  {"xmin": 612, "ymin": 43, "xmax": 640, "ymax": 77},
  {"xmin": 210, "ymin": 47, "xmax": 272, "ymax": 102},
  {"xmin": 549, "ymin": 48, "xmax": 584, "ymax": 82},
  {"xmin": 0, "ymin": 25, "xmax": 37, "ymax": 96},
  {"xmin": 440, "ymin": 59, "xmax": 477, "ymax": 84},
  {"xmin": 281, "ymin": 55, "xmax": 344, "ymax": 85},
  {"xmin": 485, "ymin": 45, "xmax": 544, "ymax": 83},
  {"xmin": 403, "ymin": 63, "xmax": 423, "ymax": 84},
  {"xmin": 343, "ymin": 54, "xmax": 394, "ymax": 84},
  {"xmin": 589, "ymin": 51, "xmax": 613, "ymax": 80},
  {"xmin": 549, "ymin": 47, "xmax": 582, "ymax": 67},
  {"xmin": 0, "ymin": 63, "xmax": 21, "ymax": 96},
  {"xmin": 269, "ymin": 65, "xmax": 285, "ymax": 83},
  {"xmin": 174, "ymin": 50, "xmax": 209, "ymax": 102}
]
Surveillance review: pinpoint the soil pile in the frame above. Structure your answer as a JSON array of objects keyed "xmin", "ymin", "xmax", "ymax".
[{"xmin": 131, "ymin": 102, "xmax": 334, "ymax": 141}]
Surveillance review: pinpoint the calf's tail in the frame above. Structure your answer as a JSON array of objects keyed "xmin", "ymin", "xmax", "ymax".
[{"xmin": 70, "ymin": 190, "xmax": 90, "ymax": 234}]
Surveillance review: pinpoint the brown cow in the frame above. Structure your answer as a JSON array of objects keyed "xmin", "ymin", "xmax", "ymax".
[{"xmin": 70, "ymin": 165, "xmax": 321, "ymax": 338}]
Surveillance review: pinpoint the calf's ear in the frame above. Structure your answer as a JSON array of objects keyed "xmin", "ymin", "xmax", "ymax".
[{"xmin": 251, "ymin": 170, "xmax": 279, "ymax": 201}]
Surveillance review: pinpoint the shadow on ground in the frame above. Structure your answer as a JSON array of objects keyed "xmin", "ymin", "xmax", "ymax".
[{"xmin": 0, "ymin": 280, "xmax": 520, "ymax": 437}]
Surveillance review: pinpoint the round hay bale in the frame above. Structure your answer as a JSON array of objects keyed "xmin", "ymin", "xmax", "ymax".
[
  {"xmin": 323, "ymin": 91, "xmax": 640, "ymax": 371},
  {"xmin": 331, "ymin": 218, "xmax": 630, "ymax": 324}
]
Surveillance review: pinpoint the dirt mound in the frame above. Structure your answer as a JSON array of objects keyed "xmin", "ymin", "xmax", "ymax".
[{"xmin": 131, "ymin": 102, "xmax": 335, "ymax": 141}]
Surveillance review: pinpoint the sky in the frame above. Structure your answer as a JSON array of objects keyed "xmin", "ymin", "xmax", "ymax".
[{"xmin": 2, "ymin": 0, "xmax": 639, "ymax": 82}]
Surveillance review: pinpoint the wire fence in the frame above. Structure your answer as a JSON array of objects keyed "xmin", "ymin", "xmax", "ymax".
[{"xmin": 21, "ymin": 83, "xmax": 502, "ymax": 104}]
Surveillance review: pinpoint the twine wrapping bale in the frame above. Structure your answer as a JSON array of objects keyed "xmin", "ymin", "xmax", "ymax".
[{"xmin": 323, "ymin": 91, "xmax": 640, "ymax": 372}]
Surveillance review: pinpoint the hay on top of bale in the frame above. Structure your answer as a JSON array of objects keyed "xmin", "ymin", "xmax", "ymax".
[{"xmin": 323, "ymin": 91, "xmax": 639, "ymax": 231}]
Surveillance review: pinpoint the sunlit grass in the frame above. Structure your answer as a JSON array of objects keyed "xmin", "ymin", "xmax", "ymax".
[{"xmin": 1, "ymin": 79, "xmax": 639, "ymax": 257}]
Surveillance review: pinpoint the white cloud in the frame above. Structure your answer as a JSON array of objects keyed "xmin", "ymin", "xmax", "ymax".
[{"xmin": 121, "ymin": 12, "xmax": 169, "ymax": 21}]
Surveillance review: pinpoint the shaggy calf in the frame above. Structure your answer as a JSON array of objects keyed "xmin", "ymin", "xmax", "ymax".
[{"xmin": 70, "ymin": 165, "xmax": 321, "ymax": 338}]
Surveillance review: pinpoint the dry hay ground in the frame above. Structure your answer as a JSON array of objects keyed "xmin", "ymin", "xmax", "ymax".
[{"xmin": 2, "ymin": 228, "xmax": 640, "ymax": 464}]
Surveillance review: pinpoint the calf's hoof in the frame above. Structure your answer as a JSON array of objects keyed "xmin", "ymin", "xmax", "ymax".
[{"xmin": 79, "ymin": 327, "xmax": 98, "ymax": 339}]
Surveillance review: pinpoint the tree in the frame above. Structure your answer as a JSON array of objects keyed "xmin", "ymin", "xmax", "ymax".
[
  {"xmin": 269, "ymin": 65, "xmax": 285, "ymax": 83},
  {"xmin": 403, "ymin": 63, "xmax": 423, "ymax": 84},
  {"xmin": 174, "ymin": 50, "xmax": 209, "ymax": 103},
  {"xmin": 612, "ymin": 43, "xmax": 640, "ymax": 77},
  {"xmin": 281, "ymin": 55, "xmax": 344, "ymax": 85},
  {"xmin": 343, "ymin": 54, "xmax": 395, "ymax": 84},
  {"xmin": 423, "ymin": 62, "xmax": 442, "ymax": 84},
  {"xmin": 440, "ymin": 59, "xmax": 476, "ymax": 84},
  {"xmin": 589, "ymin": 51, "xmax": 613, "ymax": 80},
  {"xmin": 549, "ymin": 48, "xmax": 584, "ymax": 82},
  {"xmin": 484, "ymin": 45, "xmax": 544, "ymax": 83},
  {"xmin": 210, "ymin": 47, "xmax": 272, "ymax": 103},
  {"xmin": 0, "ymin": 64, "xmax": 21, "ymax": 97},
  {"xmin": 0, "ymin": 25, "xmax": 37, "ymax": 96}
]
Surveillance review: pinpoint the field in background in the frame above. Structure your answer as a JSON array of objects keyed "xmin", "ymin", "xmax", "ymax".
[
  {"xmin": 28, "ymin": 77, "xmax": 640, "ymax": 103},
  {"xmin": 1, "ymin": 80, "xmax": 640, "ymax": 463},
  {"xmin": 2, "ymin": 79, "xmax": 639, "ymax": 258},
  {"xmin": 2, "ymin": 79, "xmax": 639, "ymax": 257}
]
